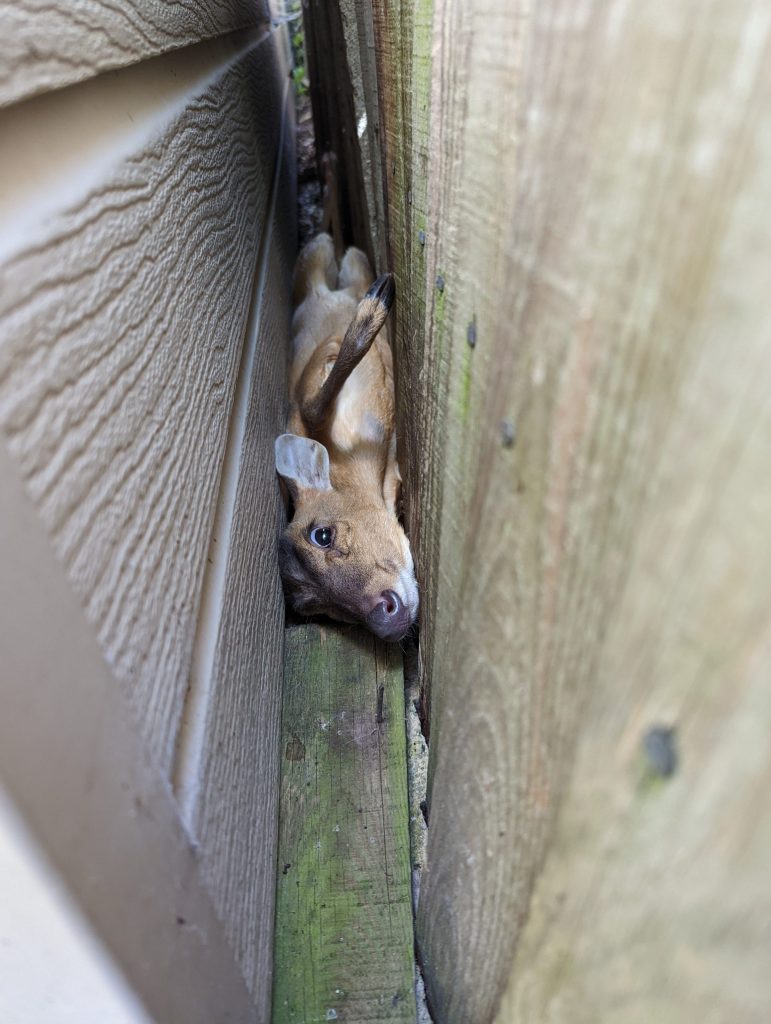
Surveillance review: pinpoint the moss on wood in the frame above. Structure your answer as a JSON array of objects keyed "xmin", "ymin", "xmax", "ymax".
[{"xmin": 272, "ymin": 625, "xmax": 416, "ymax": 1024}]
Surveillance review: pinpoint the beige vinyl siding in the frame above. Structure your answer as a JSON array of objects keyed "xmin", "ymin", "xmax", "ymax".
[
  {"xmin": 0, "ymin": 0, "xmax": 271, "ymax": 107},
  {"xmin": 0, "ymin": 10, "xmax": 295, "ymax": 1020},
  {"xmin": 0, "ymin": 786, "xmax": 154, "ymax": 1024},
  {"xmin": 0, "ymin": 35, "xmax": 288, "ymax": 776}
]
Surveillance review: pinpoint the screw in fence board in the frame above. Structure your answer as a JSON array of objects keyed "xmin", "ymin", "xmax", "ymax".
[{"xmin": 272, "ymin": 624, "xmax": 416, "ymax": 1023}]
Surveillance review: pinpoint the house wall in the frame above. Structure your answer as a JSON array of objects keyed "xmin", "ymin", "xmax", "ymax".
[
  {"xmin": 0, "ymin": 3, "xmax": 296, "ymax": 1020},
  {"xmin": 0, "ymin": 785, "xmax": 153, "ymax": 1024}
]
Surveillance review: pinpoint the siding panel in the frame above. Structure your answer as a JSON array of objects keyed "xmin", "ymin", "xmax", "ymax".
[
  {"xmin": 0, "ymin": 0, "xmax": 270, "ymax": 107},
  {"xmin": 0, "ymin": 37, "xmax": 286, "ymax": 774},
  {"xmin": 177, "ymin": 116, "xmax": 296, "ymax": 1013},
  {"xmin": 0, "ymin": 441, "xmax": 258, "ymax": 1024}
]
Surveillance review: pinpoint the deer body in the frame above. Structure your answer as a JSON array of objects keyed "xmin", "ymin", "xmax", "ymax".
[{"xmin": 275, "ymin": 232, "xmax": 418, "ymax": 641}]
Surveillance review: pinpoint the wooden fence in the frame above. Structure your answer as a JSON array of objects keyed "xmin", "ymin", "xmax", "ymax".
[{"xmin": 317, "ymin": 1, "xmax": 771, "ymax": 1021}]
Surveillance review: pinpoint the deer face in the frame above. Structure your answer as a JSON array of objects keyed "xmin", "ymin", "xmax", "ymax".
[{"xmin": 275, "ymin": 434, "xmax": 418, "ymax": 641}]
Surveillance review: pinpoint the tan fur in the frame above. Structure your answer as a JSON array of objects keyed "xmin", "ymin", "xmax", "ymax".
[{"xmin": 275, "ymin": 233, "xmax": 418, "ymax": 641}]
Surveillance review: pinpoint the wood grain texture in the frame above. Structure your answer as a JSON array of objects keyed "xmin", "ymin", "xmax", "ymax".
[
  {"xmin": 369, "ymin": 0, "xmax": 437, "ymax": 725},
  {"xmin": 273, "ymin": 625, "xmax": 416, "ymax": 1023},
  {"xmin": 183, "ymin": 126, "xmax": 297, "ymax": 1016},
  {"xmin": 0, "ymin": 441, "xmax": 257, "ymax": 1024},
  {"xmin": 363, "ymin": 0, "xmax": 771, "ymax": 1020},
  {"xmin": 0, "ymin": 0, "xmax": 270, "ymax": 108},
  {"xmin": 337, "ymin": 0, "xmax": 388, "ymax": 270},
  {"xmin": 303, "ymin": 0, "xmax": 374, "ymax": 261},
  {"xmin": 0, "ymin": 38, "xmax": 286, "ymax": 775}
]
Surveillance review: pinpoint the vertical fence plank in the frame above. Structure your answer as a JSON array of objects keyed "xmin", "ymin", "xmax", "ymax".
[
  {"xmin": 332, "ymin": 0, "xmax": 771, "ymax": 1019},
  {"xmin": 368, "ymin": 0, "xmax": 437, "ymax": 723},
  {"xmin": 303, "ymin": 0, "xmax": 373, "ymax": 258}
]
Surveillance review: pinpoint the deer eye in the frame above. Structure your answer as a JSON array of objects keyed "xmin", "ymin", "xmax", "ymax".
[{"xmin": 309, "ymin": 526, "xmax": 334, "ymax": 548}]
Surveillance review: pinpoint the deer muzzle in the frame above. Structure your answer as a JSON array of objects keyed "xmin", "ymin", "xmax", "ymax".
[{"xmin": 366, "ymin": 589, "xmax": 414, "ymax": 642}]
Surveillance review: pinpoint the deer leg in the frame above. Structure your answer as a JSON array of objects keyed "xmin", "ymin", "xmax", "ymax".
[
  {"xmin": 338, "ymin": 246, "xmax": 374, "ymax": 299},
  {"xmin": 292, "ymin": 232, "xmax": 337, "ymax": 306},
  {"xmin": 320, "ymin": 151, "xmax": 344, "ymax": 263},
  {"xmin": 301, "ymin": 273, "xmax": 395, "ymax": 435}
]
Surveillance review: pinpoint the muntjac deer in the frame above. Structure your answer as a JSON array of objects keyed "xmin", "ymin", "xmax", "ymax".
[{"xmin": 274, "ymin": 172, "xmax": 418, "ymax": 641}]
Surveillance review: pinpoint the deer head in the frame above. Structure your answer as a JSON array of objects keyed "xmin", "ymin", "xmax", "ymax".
[{"xmin": 275, "ymin": 433, "xmax": 418, "ymax": 641}]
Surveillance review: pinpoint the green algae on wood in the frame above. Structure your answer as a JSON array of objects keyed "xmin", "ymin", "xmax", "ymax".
[{"xmin": 272, "ymin": 624, "xmax": 416, "ymax": 1023}]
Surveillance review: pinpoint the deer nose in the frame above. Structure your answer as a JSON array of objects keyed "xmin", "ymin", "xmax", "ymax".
[{"xmin": 366, "ymin": 590, "xmax": 412, "ymax": 642}]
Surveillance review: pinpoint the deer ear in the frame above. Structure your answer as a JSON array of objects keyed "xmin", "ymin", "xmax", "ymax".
[{"xmin": 275, "ymin": 434, "xmax": 332, "ymax": 497}]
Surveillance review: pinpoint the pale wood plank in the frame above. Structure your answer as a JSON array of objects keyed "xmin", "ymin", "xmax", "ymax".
[
  {"xmin": 273, "ymin": 625, "xmax": 416, "ymax": 1023},
  {"xmin": 0, "ymin": 0, "xmax": 270, "ymax": 108},
  {"xmin": 357, "ymin": 0, "xmax": 771, "ymax": 1020},
  {"xmin": 496, "ymin": 620, "xmax": 771, "ymax": 1021},
  {"xmin": 489, "ymin": 11, "xmax": 771, "ymax": 1015},
  {"xmin": 0, "ymin": 440, "xmax": 257, "ymax": 1024},
  {"xmin": 0, "ymin": 38, "xmax": 287, "ymax": 774}
]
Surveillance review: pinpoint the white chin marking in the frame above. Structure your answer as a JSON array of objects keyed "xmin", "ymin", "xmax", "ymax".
[
  {"xmin": 400, "ymin": 533, "xmax": 415, "ymax": 571},
  {"xmin": 399, "ymin": 568, "xmax": 419, "ymax": 617}
]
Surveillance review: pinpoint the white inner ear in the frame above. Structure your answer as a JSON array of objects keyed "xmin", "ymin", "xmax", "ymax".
[{"xmin": 275, "ymin": 433, "xmax": 332, "ymax": 492}]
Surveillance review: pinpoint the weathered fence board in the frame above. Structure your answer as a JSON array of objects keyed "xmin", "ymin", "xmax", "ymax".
[
  {"xmin": 0, "ymin": 35, "xmax": 285, "ymax": 775},
  {"xmin": 326, "ymin": 0, "xmax": 771, "ymax": 1020},
  {"xmin": 337, "ymin": 0, "xmax": 388, "ymax": 270},
  {"xmin": 369, "ymin": 0, "xmax": 437, "ymax": 727},
  {"xmin": 273, "ymin": 625, "xmax": 416, "ymax": 1023},
  {"xmin": 303, "ymin": 0, "xmax": 375, "ymax": 263},
  {"xmin": 0, "ymin": 0, "xmax": 269, "ymax": 107}
]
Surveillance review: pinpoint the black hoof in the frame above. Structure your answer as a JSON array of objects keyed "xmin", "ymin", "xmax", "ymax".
[{"xmin": 366, "ymin": 272, "xmax": 396, "ymax": 312}]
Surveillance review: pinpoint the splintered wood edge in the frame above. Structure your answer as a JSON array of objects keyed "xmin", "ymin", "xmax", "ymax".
[{"xmin": 273, "ymin": 624, "xmax": 416, "ymax": 1023}]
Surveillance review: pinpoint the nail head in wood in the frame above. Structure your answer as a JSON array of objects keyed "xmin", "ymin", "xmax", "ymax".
[
  {"xmin": 643, "ymin": 725, "xmax": 678, "ymax": 778},
  {"xmin": 467, "ymin": 318, "xmax": 477, "ymax": 348}
]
